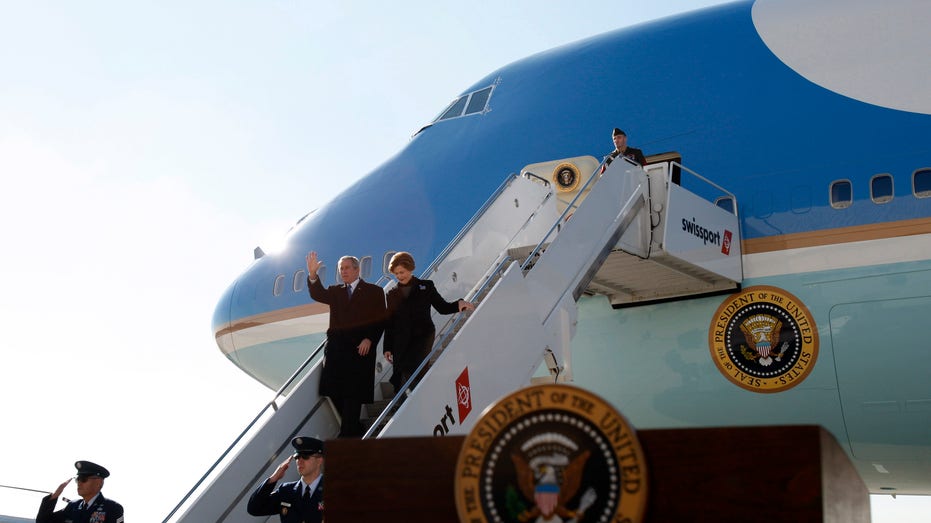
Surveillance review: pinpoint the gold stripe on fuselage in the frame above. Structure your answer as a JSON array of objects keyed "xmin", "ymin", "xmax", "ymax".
[
  {"xmin": 216, "ymin": 302, "xmax": 328, "ymax": 339},
  {"xmin": 742, "ymin": 216, "xmax": 931, "ymax": 254},
  {"xmin": 220, "ymin": 218, "xmax": 931, "ymax": 338}
]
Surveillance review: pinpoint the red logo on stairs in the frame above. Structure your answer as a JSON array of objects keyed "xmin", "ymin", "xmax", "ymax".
[{"xmin": 455, "ymin": 367, "xmax": 472, "ymax": 423}]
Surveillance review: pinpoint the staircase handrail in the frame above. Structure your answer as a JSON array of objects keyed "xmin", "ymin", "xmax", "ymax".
[
  {"xmin": 165, "ymin": 175, "xmax": 554, "ymax": 520},
  {"xmin": 363, "ymin": 171, "xmax": 558, "ymax": 438},
  {"xmin": 362, "ymin": 255, "xmax": 516, "ymax": 438},
  {"xmin": 421, "ymin": 173, "xmax": 521, "ymax": 278},
  {"xmin": 671, "ymin": 161, "xmax": 738, "ymax": 213},
  {"xmin": 520, "ymin": 156, "xmax": 624, "ymax": 272},
  {"xmin": 162, "ymin": 338, "xmax": 327, "ymax": 522}
]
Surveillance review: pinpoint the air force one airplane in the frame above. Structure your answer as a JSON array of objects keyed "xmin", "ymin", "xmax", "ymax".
[{"xmin": 197, "ymin": 0, "xmax": 931, "ymax": 516}]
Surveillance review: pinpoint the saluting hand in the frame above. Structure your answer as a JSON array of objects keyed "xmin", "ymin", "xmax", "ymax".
[
  {"xmin": 268, "ymin": 457, "xmax": 291, "ymax": 483},
  {"xmin": 51, "ymin": 478, "xmax": 71, "ymax": 499}
]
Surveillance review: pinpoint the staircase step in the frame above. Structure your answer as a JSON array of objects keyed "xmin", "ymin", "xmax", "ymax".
[{"xmin": 379, "ymin": 380, "xmax": 395, "ymax": 398}]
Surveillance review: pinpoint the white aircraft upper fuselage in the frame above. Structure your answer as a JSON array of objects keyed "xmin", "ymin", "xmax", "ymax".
[{"xmin": 212, "ymin": 0, "xmax": 931, "ymax": 495}]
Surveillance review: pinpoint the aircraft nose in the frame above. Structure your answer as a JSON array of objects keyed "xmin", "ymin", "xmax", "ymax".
[{"xmin": 212, "ymin": 280, "xmax": 236, "ymax": 358}]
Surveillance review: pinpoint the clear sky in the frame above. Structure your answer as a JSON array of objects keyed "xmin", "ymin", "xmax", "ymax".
[{"xmin": 0, "ymin": 1, "xmax": 927, "ymax": 521}]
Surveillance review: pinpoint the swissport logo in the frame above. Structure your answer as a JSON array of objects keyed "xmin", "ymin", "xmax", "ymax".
[{"xmin": 456, "ymin": 367, "xmax": 473, "ymax": 424}]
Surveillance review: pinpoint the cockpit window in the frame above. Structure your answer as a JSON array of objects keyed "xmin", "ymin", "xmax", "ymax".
[
  {"xmin": 434, "ymin": 84, "xmax": 495, "ymax": 122},
  {"xmin": 465, "ymin": 86, "xmax": 493, "ymax": 115},
  {"xmin": 438, "ymin": 96, "xmax": 468, "ymax": 121}
]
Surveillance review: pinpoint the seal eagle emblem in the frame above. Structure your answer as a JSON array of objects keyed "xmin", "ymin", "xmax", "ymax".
[
  {"xmin": 511, "ymin": 436, "xmax": 594, "ymax": 522},
  {"xmin": 552, "ymin": 162, "xmax": 581, "ymax": 192},
  {"xmin": 709, "ymin": 285, "xmax": 819, "ymax": 393},
  {"xmin": 454, "ymin": 384, "xmax": 647, "ymax": 523}
]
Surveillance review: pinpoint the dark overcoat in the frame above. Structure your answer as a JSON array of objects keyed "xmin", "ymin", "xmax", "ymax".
[
  {"xmin": 384, "ymin": 277, "xmax": 461, "ymax": 380},
  {"xmin": 308, "ymin": 277, "xmax": 385, "ymax": 403}
]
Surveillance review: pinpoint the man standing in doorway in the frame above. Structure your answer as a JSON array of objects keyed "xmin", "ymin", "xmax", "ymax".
[{"xmin": 604, "ymin": 127, "xmax": 646, "ymax": 169}]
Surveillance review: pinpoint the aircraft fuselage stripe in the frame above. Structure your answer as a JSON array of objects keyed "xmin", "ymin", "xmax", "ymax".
[
  {"xmin": 220, "ymin": 217, "xmax": 931, "ymax": 339},
  {"xmin": 742, "ymin": 216, "xmax": 931, "ymax": 254}
]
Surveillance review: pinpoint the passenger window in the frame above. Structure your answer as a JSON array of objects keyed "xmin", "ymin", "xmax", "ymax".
[
  {"xmin": 360, "ymin": 256, "xmax": 373, "ymax": 280},
  {"xmin": 870, "ymin": 174, "xmax": 893, "ymax": 204},
  {"xmin": 913, "ymin": 168, "xmax": 931, "ymax": 198},
  {"xmin": 830, "ymin": 180, "xmax": 852, "ymax": 209},
  {"xmin": 317, "ymin": 265, "xmax": 327, "ymax": 285},
  {"xmin": 714, "ymin": 196, "xmax": 735, "ymax": 214},
  {"xmin": 465, "ymin": 86, "xmax": 493, "ymax": 115},
  {"xmin": 293, "ymin": 270, "xmax": 307, "ymax": 292},
  {"xmin": 383, "ymin": 251, "xmax": 398, "ymax": 276},
  {"xmin": 273, "ymin": 274, "xmax": 285, "ymax": 296}
]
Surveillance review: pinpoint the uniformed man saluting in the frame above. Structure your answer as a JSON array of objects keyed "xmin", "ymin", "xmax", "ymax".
[
  {"xmin": 247, "ymin": 437, "xmax": 325, "ymax": 523},
  {"xmin": 36, "ymin": 460, "xmax": 124, "ymax": 523}
]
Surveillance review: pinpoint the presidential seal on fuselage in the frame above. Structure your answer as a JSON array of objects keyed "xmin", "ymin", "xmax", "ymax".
[{"xmin": 709, "ymin": 285, "xmax": 819, "ymax": 393}]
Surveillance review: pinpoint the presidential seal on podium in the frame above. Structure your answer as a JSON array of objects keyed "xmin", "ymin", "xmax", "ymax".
[{"xmin": 454, "ymin": 384, "xmax": 647, "ymax": 523}]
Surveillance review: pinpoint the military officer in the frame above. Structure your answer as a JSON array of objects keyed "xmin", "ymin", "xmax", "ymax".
[
  {"xmin": 247, "ymin": 436, "xmax": 325, "ymax": 523},
  {"xmin": 601, "ymin": 127, "xmax": 647, "ymax": 174},
  {"xmin": 36, "ymin": 460, "xmax": 124, "ymax": 523}
]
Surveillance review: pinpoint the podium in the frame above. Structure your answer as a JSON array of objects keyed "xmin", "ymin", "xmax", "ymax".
[{"xmin": 324, "ymin": 425, "xmax": 869, "ymax": 522}]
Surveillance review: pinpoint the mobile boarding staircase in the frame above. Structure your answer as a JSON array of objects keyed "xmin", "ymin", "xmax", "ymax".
[{"xmin": 164, "ymin": 156, "xmax": 742, "ymax": 522}]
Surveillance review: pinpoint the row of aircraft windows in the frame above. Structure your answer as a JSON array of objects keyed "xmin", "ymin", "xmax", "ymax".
[
  {"xmin": 275, "ymin": 169, "xmax": 931, "ymax": 296},
  {"xmin": 273, "ymin": 252, "xmax": 400, "ymax": 297},
  {"xmin": 829, "ymin": 168, "xmax": 931, "ymax": 208},
  {"xmin": 712, "ymin": 167, "xmax": 931, "ymax": 213}
]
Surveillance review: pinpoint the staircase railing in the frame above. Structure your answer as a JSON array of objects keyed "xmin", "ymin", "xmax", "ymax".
[
  {"xmin": 363, "ymin": 254, "xmax": 516, "ymax": 438},
  {"xmin": 363, "ymin": 173, "xmax": 557, "ymax": 437},
  {"xmin": 520, "ymin": 155, "xmax": 627, "ymax": 272},
  {"xmin": 162, "ymin": 338, "xmax": 327, "ymax": 522}
]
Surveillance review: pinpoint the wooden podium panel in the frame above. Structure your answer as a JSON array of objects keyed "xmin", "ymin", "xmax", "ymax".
[
  {"xmin": 325, "ymin": 425, "xmax": 869, "ymax": 523},
  {"xmin": 325, "ymin": 435, "xmax": 464, "ymax": 521},
  {"xmin": 635, "ymin": 425, "xmax": 869, "ymax": 522}
]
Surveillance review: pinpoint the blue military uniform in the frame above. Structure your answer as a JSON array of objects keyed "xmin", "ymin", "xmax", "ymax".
[
  {"xmin": 247, "ymin": 437, "xmax": 324, "ymax": 523},
  {"xmin": 36, "ymin": 461, "xmax": 125, "ymax": 523}
]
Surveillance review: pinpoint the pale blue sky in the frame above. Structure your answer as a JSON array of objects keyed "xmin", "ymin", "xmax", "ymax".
[{"xmin": 0, "ymin": 1, "xmax": 926, "ymax": 521}]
